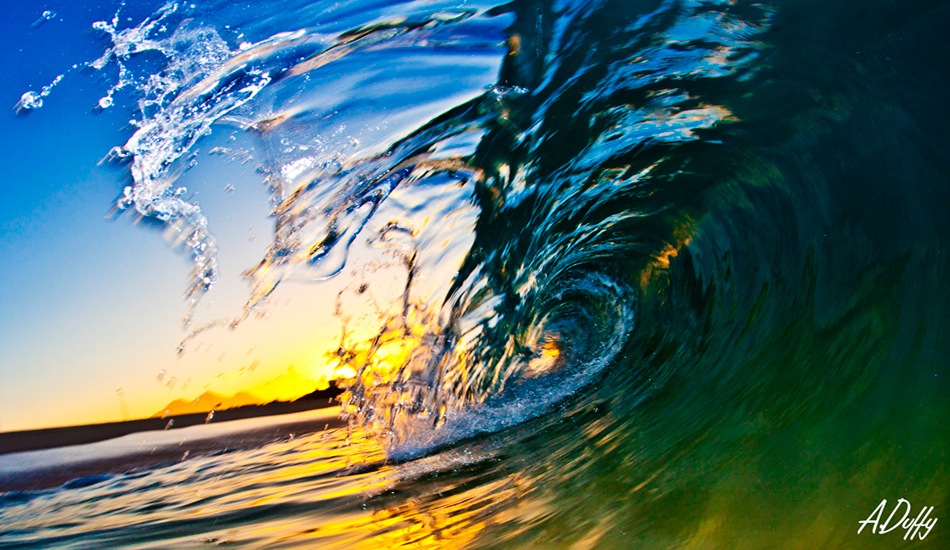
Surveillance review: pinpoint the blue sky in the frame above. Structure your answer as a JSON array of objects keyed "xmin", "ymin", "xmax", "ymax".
[
  {"xmin": 0, "ymin": 0, "xmax": 508, "ymax": 432},
  {"xmin": 0, "ymin": 1, "xmax": 344, "ymax": 431}
]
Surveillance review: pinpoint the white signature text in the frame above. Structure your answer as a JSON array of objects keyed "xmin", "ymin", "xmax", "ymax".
[{"xmin": 857, "ymin": 499, "xmax": 937, "ymax": 540}]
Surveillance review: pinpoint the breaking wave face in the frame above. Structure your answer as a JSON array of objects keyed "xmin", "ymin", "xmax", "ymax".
[
  {"xmin": 19, "ymin": 0, "xmax": 948, "ymax": 438},
  {"xmin": 232, "ymin": 0, "xmax": 760, "ymax": 450},
  {"xmin": 13, "ymin": 1, "xmax": 950, "ymax": 544},
  {"xmin": 23, "ymin": 0, "xmax": 764, "ymax": 448}
]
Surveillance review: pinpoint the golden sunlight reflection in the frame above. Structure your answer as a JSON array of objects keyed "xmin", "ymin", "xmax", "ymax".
[
  {"xmin": 133, "ymin": 421, "xmax": 543, "ymax": 549},
  {"xmin": 524, "ymin": 336, "xmax": 564, "ymax": 378},
  {"xmin": 267, "ymin": 441, "xmax": 544, "ymax": 549},
  {"xmin": 639, "ymin": 219, "xmax": 695, "ymax": 289},
  {"xmin": 346, "ymin": 476, "xmax": 529, "ymax": 549}
]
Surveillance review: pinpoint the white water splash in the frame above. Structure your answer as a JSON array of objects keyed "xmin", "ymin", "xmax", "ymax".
[{"xmin": 16, "ymin": 2, "xmax": 318, "ymax": 315}]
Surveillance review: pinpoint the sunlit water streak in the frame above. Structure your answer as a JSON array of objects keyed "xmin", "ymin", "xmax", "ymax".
[{"xmin": 4, "ymin": 0, "xmax": 950, "ymax": 548}]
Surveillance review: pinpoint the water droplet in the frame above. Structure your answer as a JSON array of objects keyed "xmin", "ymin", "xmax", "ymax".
[
  {"xmin": 17, "ymin": 91, "xmax": 42, "ymax": 110},
  {"xmin": 30, "ymin": 10, "xmax": 57, "ymax": 28}
]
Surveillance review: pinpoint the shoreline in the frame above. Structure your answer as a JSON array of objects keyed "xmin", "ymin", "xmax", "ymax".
[
  {"xmin": 0, "ymin": 396, "xmax": 341, "ymax": 456},
  {"xmin": 0, "ymin": 406, "xmax": 348, "ymax": 493}
]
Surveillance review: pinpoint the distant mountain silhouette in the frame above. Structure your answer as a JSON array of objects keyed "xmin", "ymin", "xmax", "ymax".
[
  {"xmin": 1, "ymin": 380, "xmax": 347, "ymax": 462},
  {"xmin": 151, "ymin": 390, "xmax": 264, "ymax": 418},
  {"xmin": 151, "ymin": 380, "xmax": 344, "ymax": 418}
]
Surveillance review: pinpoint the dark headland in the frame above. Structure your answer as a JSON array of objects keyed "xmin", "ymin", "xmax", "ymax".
[{"xmin": 0, "ymin": 384, "xmax": 344, "ymax": 456}]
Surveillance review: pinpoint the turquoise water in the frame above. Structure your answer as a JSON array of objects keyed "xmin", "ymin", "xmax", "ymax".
[{"xmin": 2, "ymin": 0, "xmax": 950, "ymax": 547}]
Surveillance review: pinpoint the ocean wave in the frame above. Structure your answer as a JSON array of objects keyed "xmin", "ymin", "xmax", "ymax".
[{"xmin": 8, "ymin": 0, "xmax": 950, "ymax": 546}]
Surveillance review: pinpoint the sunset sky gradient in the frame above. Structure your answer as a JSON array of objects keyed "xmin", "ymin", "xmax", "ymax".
[{"xmin": 0, "ymin": 3, "xmax": 355, "ymax": 432}]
